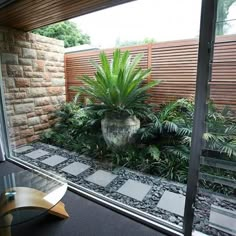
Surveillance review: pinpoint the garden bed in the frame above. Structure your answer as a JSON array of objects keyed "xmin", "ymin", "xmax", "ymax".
[{"xmin": 14, "ymin": 142, "xmax": 236, "ymax": 236}]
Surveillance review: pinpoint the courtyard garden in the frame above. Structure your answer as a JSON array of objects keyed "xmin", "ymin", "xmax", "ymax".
[
  {"xmin": 12, "ymin": 48, "xmax": 236, "ymax": 236},
  {"xmin": 40, "ymin": 49, "xmax": 236, "ymax": 195}
]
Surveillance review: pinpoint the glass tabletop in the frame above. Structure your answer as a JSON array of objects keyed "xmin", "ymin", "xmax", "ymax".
[{"xmin": 0, "ymin": 169, "xmax": 67, "ymax": 228}]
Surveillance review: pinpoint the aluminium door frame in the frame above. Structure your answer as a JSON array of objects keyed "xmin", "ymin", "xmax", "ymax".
[
  {"xmin": 183, "ymin": 0, "xmax": 218, "ymax": 235},
  {"xmin": 0, "ymin": 0, "xmax": 218, "ymax": 235},
  {"xmin": 0, "ymin": 57, "xmax": 11, "ymax": 161}
]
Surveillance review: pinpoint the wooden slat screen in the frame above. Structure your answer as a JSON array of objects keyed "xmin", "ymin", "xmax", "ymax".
[{"xmin": 65, "ymin": 35, "xmax": 236, "ymax": 110}]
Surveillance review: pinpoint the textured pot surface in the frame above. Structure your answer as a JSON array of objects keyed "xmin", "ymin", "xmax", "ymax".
[{"xmin": 101, "ymin": 115, "xmax": 140, "ymax": 148}]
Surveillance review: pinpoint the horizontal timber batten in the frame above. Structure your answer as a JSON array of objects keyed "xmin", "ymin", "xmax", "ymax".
[{"xmin": 65, "ymin": 35, "xmax": 236, "ymax": 109}]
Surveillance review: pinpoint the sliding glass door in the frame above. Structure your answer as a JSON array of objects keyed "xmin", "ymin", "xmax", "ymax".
[{"xmin": 2, "ymin": 1, "xmax": 234, "ymax": 236}]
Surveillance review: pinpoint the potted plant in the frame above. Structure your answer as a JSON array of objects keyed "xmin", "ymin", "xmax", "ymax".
[{"xmin": 72, "ymin": 49, "xmax": 160, "ymax": 148}]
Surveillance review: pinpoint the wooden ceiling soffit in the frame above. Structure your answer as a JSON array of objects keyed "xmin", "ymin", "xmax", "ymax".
[{"xmin": 0, "ymin": 0, "xmax": 134, "ymax": 31}]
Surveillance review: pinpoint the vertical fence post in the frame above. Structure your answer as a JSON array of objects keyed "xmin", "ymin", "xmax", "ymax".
[
  {"xmin": 147, "ymin": 43, "xmax": 152, "ymax": 83},
  {"xmin": 183, "ymin": 0, "xmax": 217, "ymax": 235},
  {"xmin": 147, "ymin": 43, "xmax": 153, "ymax": 103},
  {"xmin": 64, "ymin": 53, "xmax": 69, "ymax": 102}
]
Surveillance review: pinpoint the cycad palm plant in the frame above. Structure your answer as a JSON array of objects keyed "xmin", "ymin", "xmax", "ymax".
[
  {"xmin": 72, "ymin": 49, "xmax": 160, "ymax": 147},
  {"xmin": 72, "ymin": 49, "xmax": 160, "ymax": 116}
]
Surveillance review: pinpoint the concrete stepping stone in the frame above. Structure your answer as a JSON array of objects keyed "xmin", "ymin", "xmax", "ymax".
[
  {"xmin": 209, "ymin": 205, "xmax": 236, "ymax": 236},
  {"xmin": 25, "ymin": 149, "xmax": 49, "ymax": 159},
  {"xmin": 61, "ymin": 162, "xmax": 90, "ymax": 176},
  {"xmin": 117, "ymin": 179, "xmax": 152, "ymax": 201},
  {"xmin": 85, "ymin": 170, "xmax": 117, "ymax": 187},
  {"xmin": 41, "ymin": 155, "xmax": 67, "ymax": 167},
  {"xmin": 14, "ymin": 145, "xmax": 33, "ymax": 153},
  {"xmin": 157, "ymin": 191, "xmax": 185, "ymax": 216}
]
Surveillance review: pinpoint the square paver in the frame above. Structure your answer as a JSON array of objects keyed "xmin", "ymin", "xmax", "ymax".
[
  {"xmin": 117, "ymin": 179, "xmax": 152, "ymax": 201},
  {"xmin": 209, "ymin": 205, "xmax": 236, "ymax": 236},
  {"xmin": 157, "ymin": 191, "xmax": 185, "ymax": 216},
  {"xmin": 41, "ymin": 155, "xmax": 67, "ymax": 167},
  {"xmin": 14, "ymin": 146, "xmax": 33, "ymax": 153},
  {"xmin": 25, "ymin": 149, "xmax": 49, "ymax": 159},
  {"xmin": 61, "ymin": 162, "xmax": 90, "ymax": 176},
  {"xmin": 85, "ymin": 170, "xmax": 117, "ymax": 187}
]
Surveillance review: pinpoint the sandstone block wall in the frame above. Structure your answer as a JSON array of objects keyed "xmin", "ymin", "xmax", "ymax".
[{"xmin": 0, "ymin": 27, "xmax": 65, "ymax": 147}]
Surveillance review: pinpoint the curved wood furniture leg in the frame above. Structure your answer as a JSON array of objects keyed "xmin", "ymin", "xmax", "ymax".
[
  {"xmin": 49, "ymin": 202, "xmax": 69, "ymax": 219},
  {"xmin": 0, "ymin": 214, "xmax": 13, "ymax": 236},
  {"xmin": 0, "ymin": 187, "xmax": 69, "ymax": 221}
]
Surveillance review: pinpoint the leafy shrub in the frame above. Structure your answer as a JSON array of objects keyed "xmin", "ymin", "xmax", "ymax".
[{"xmin": 41, "ymin": 97, "xmax": 236, "ymax": 194}]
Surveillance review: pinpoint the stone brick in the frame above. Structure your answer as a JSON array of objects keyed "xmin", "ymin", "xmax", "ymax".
[
  {"xmin": 16, "ymin": 41, "xmax": 31, "ymax": 48},
  {"xmin": 9, "ymin": 127, "xmax": 20, "ymax": 137},
  {"xmin": 48, "ymin": 113, "xmax": 56, "ymax": 120},
  {"xmin": 23, "ymin": 66, "xmax": 33, "ymax": 72},
  {"xmin": 11, "ymin": 114, "xmax": 27, "ymax": 126},
  {"xmin": 50, "ymin": 96, "xmax": 58, "ymax": 104},
  {"xmin": 33, "ymin": 60, "xmax": 45, "ymax": 72},
  {"xmin": 0, "ymin": 42, "xmax": 9, "ymax": 52},
  {"xmin": 51, "ymin": 78, "xmax": 65, "ymax": 86},
  {"xmin": 24, "ymin": 72, "xmax": 43, "ymax": 78},
  {"xmin": 28, "ymin": 117, "xmax": 40, "ymax": 126},
  {"xmin": 32, "ymin": 43, "xmax": 50, "ymax": 51},
  {"xmin": 35, "ymin": 97, "xmax": 50, "ymax": 106},
  {"xmin": 31, "ymin": 82, "xmax": 42, "ymax": 87},
  {"xmin": 31, "ymin": 78, "xmax": 43, "ymax": 83},
  {"xmin": 13, "ymin": 31, "xmax": 26, "ymax": 41},
  {"xmin": 22, "ymin": 98, "xmax": 34, "ymax": 103},
  {"xmin": 57, "ymin": 95, "xmax": 66, "ymax": 103},
  {"xmin": 47, "ymin": 87, "xmax": 63, "ymax": 96},
  {"xmin": 47, "ymin": 52, "xmax": 61, "ymax": 62},
  {"xmin": 50, "ymin": 72, "xmax": 64, "ymax": 79},
  {"xmin": 19, "ymin": 125, "xmax": 28, "ymax": 130},
  {"xmin": 40, "ymin": 115, "xmax": 48, "ymax": 123},
  {"xmin": 19, "ymin": 88, "xmax": 28, "ymax": 92},
  {"xmin": 8, "ymin": 88, "xmax": 19, "ymax": 93},
  {"xmin": 7, "ymin": 110, "xmax": 15, "ymax": 116},
  {"xmin": 28, "ymin": 88, "xmax": 47, "ymax": 97},
  {"xmin": 14, "ymin": 103, "xmax": 34, "ymax": 114},
  {"xmin": 45, "ymin": 61, "xmax": 54, "ymax": 66},
  {"xmin": 42, "ymin": 105, "xmax": 55, "ymax": 113},
  {"xmin": 46, "ymin": 66, "xmax": 57, "ymax": 72},
  {"xmin": 7, "ymin": 65, "xmax": 23, "ymax": 77},
  {"xmin": 20, "ymin": 128, "xmax": 34, "ymax": 138},
  {"xmin": 26, "ymin": 33, "xmax": 36, "ymax": 43},
  {"xmin": 15, "ymin": 78, "xmax": 30, "ymax": 87},
  {"xmin": 1, "ymin": 53, "xmax": 18, "ymax": 64},
  {"xmin": 1, "ymin": 64, "xmax": 7, "ymax": 76},
  {"xmin": 15, "ymin": 138, "xmax": 27, "ymax": 147},
  {"xmin": 15, "ymin": 93, "xmax": 27, "ymax": 99},
  {"xmin": 55, "ymin": 62, "xmax": 64, "ymax": 67},
  {"xmin": 41, "ymin": 82, "xmax": 52, "ymax": 87},
  {"xmin": 27, "ymin": 135, "xmax": 40, "ymax": 143},
  {"xmin": 4, "ymin": 93, "xmax": 14, "ymax": 100},
  {"xmin": 34, "ymin": 123, "xmax": 49, "ymax": 131},
  {"xmin": 27, "ymin": 112, "xmax": 36, "ymax": 118},
  {"xmin": 43, "ymin": 73, "xmax": 51, "ymax": 81},
  {"xmin": 4, "ymin": 77, "xmax": 15, "ymax": 88},
  {"xmin": 8, "ymin": 46, "xmax": 22, "ymax": 56},
  {"xmin": 19, "ymin": 58, "xmax": 32, "ymax": 65},
  {"xmin": 35, "ymin": 34, "xmax": 51, "ymax": 43},
  {"xmin": 37, "ymin": 51, "xmax": 47, "ymax": 60},
  {"xmin": 58, "ymin": 67, "xmax": 65, "ymax": 73},
  {"xmin": 23, "ymin": 48, "xmax": 37, "ymax": 59}
]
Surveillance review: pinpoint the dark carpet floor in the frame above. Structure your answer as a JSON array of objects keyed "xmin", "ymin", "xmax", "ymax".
[{"xmin": 0, "ymin": 161, "xmax": 166, "ymax": 236}]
